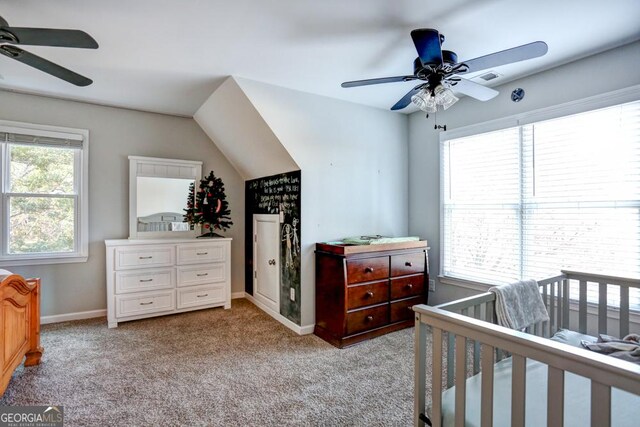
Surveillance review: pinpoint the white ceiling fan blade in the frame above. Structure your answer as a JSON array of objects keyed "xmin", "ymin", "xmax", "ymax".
[{"xmin": 448, "ymin": 78, "xmax": 498, "ymax": 101}]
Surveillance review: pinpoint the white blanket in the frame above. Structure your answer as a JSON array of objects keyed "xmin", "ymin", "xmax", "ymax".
[{"xmin": 489, "ymin": 279, "xmax": 549, "ymax": 330}]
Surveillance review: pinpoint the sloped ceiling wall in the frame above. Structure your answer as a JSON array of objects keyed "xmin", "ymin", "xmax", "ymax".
[{"xmin": 194, "ymin": 77, "xmax": 299, "ymax": 180}]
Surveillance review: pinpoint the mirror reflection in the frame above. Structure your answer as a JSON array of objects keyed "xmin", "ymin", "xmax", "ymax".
[{"xmin": 136, "ymin": 177, "xmax": 194, "ymax": 232}]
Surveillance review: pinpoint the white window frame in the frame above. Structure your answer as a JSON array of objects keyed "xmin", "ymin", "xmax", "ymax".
[
  {"xmin": 0, "ymin": 119, "xmax": 89, "ymax": 266},
  {"xmin": 439, "ymin": 84, "xmax": 640, "ymax": 289}
]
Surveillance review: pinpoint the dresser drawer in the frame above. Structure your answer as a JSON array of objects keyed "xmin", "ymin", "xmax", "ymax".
[
  {"xmin": 346, "ymin": 304, "xmax": 389, "ymax": 335},
  {"xmin": 177, "ymin": 284, "xmax": 225, "ymax": 309},
  {"xmin": 177, "ymin": 264, "xmax": 226, "ymax": 287},
  {"xmin": 347, "ymin": 280, "xmax": 389, "ymax": 310},
  {"xmin": 346, "ymin": 256, "xmax": 389, "ymax": 284},
  {"xmin": 390, "ymin": 274, "xmax": 424, "ymax": 300},
  {"xmin": 177, "ymin": 243, "xmax": 225, "ymax": 265},
  {"xmin": 115, "ymin": 246, "xmax": 175, "ymax": 270},
  {"xmin": 390, "ymin": 296, "xmax": 424, "ymax": 323},
  {"xmin": 115, "ymin": 269, "xmax": 174, "ymax": 294},
  {"xmin": 390, "ymin": 252, "xmax": 425, "ymax": 277},
  {"xmin": 115, "ymin": 291, "xmax": 175, "ymax": 317}
]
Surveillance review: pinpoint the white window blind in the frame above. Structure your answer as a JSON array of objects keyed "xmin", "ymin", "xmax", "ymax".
[
  {"xmin": 442, "ymin": 100, "xmax": 640, "ymax": 308},
  {"xmin": 0, "ymin": 120, "xmax": 88, "ymax": 266}
]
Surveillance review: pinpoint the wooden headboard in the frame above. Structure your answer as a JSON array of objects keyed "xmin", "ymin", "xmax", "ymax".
[{"xmin": 0, "ymin": 272, "xmax": 43, "ymax": 395}]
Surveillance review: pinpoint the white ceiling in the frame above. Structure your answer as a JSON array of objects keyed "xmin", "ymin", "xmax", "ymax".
[{"xmin": 1, "ymin": 0, "xmax": 639, "ymax": 116}]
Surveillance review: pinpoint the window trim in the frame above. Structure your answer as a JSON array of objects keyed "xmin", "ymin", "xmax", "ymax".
[
  {"xmin": 0, "ymin": 119, "xmax": 89, "ymax": 266},
  {"xmin": 439, "ymin": 84, "xmax": 640, "ymax": 285}
]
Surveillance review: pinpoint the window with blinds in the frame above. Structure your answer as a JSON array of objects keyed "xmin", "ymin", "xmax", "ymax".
[
  {"xmin": 442, "ymin": 100, "xmax": 640, "ymax": 308},
  {"xmin": 0, "ymin": 121, "xmax": 88, "ymax": 265}
]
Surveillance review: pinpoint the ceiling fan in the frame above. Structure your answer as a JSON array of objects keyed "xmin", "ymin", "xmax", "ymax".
[
  {"xmin": 0, "ymin": 15, "xmax": 98, "ymax": 86},
  {"xmin": 342, "ymin": 29, "xmax": 548, "ymax": 112}
]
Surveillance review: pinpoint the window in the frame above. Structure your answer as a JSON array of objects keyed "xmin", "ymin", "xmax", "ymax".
[
  {"xmin": 441, "ymin": 99, "xmax": 640, "ymax": 307},
  {"xmin": 0, "ymin": 120, "xmax": 88, "ymax": 266}
]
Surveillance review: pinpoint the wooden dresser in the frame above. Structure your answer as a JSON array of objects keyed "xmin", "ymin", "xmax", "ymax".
[
  {"xmin": 314, "ymin": 241, "xmax": 429, "ymax": 348},
  {"xmin": 105, "ymin": 238, "xmax": 231, "ymax": 328}
]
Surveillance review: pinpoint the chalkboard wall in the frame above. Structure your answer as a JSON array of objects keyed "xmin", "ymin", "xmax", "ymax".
[{"xmin": 245, "ymin": 170, "xmax": 301, "ymax": 325}]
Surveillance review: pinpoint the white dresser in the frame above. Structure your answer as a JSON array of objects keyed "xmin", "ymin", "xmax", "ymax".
[{"xmin": 105, "ymin": 238, "xmax": 232, "ymax": 328}]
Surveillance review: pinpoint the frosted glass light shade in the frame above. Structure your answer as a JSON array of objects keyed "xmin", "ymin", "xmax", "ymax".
[
  {"xmin": 434, "ymin": 85, "xmax": 459, "ymax": 110},
  {"xmin": 411, "ymin": 88, "xmax": 437, "ymax": 113}
]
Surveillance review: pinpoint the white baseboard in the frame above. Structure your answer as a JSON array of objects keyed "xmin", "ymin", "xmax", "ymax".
[
  {"xmin": 41, "ymin": 309, "xmax": 106, "ymax": 325},
  {"xmin": 244, "ymin": 292, "xmax": 314, "ymax": 335},
  {"xmin": 231, "ymin": 291, "xmax": 245, "ymax": 299}
]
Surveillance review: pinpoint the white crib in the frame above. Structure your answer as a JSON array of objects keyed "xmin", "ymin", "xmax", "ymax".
[{"xmin": 413, "ymin": 270, "xmax": 640, "ymax": 427}]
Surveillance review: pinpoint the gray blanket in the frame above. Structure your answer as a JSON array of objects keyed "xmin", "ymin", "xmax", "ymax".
[
  {"xmin": 582, "ymin": 334, "xmax": 640, "ymax": 365},
  {"xmin": 489, "ymin": 279, "xmax": 549, "ymax": 330}
]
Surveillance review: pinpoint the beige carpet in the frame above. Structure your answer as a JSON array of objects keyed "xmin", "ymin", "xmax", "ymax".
[{"xmin": 0, "ymin": 299, "xmax": 432, "ymax": 426}]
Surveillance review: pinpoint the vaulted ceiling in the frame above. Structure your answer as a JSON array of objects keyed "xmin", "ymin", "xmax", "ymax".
[{"xmin": 1, "ymin": 0, "xmax": 639, "ymax": 116}]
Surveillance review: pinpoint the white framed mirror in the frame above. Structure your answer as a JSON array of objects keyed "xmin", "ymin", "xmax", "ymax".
[{"xmin": 129, "ymin": 156, "xmax": 202, "ymax": 239}]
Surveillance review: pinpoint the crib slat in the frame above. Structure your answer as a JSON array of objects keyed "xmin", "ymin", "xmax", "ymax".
[
  {"xmin": 447, "ymin": 333, "xmax": 455, "ymax": 388},
  {"xmin": 562, "ymin": 279, "xmax": 569, "ymax": 329},
  {"xmin": 485, "ymin": 301, "xmax": 494, "ymax": 324},
  {"xmin": 473, "ymin": 306, "xmax": 481, "ymax": 375},
  {"xmin": 542, "ymin": 284, "xmax": 548, "ymax": 337},
  {"xmin": 480, "ymin": 344, "xmax": 494, "ymax": 427},
  {"xmin": 511, "ymin": 355, "xmax": 526, "ymax": 427},
  {"xmin": 578, "ymin": 280, "xmax": 587, "ymax": 334},
  {"xmin": 591, "ymin": 382, "xmax": 611, "ymax": 427},
  {"xmin": 431, "ymin": 327, "xmax": 443, "ymax": 427},
  {"xmin": 549, "ymin": 282, "xmax": 556, "ymax": 336},
  {"xmin": 455, "ymin": 335, "xmax": 467, "ymax": 427},
  {"xmin": 620, "ymin": 286, "xmax": 629, "ymax": 338},
  {"xmin": 415, "ymin": 314, "xmax": 427, "ymax": 427},
  {"xmin": 547, "ymin": 366, "xmax": 564, "ymax": 427},
  {"xmin": 598, "ymin": 282, "xmax": 607, "ymax": 335}
]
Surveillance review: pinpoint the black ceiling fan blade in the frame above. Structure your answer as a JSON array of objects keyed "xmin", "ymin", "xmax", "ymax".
[
  {"xmin": 411, "ymin": 29, "xmax": 443, "ymax": 67},
  {"xmin": 341, "ymin": 75, "xmax": 416, "ymax": 88},
  {"xmin": 456, "ymin": 41, "xmax": 548, "ymax": 75},
  {"xmin": 446, "ymin": 77, "xmax": 499, "ymax": 101},
  {"xmin": 391, "ymin": 84, "xmax": 424, "ymax": 111},
  {"xmin": 0, "ymin": 45, "xmax": 93, "ymax": 86},
  {"xmin": 0, "ymin": 27, "xmax": 98, "ymax": 49}
]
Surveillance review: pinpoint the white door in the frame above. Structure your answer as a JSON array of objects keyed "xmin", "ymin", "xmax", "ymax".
[{"xmin": 253, "ymin": 214, "xmax": 280, "ymax": 313}]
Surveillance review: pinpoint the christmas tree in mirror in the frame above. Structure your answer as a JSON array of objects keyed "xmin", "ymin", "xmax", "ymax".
[{"xmin": 185, "ymin": 171, "xmax": 233, "ymax": 238}]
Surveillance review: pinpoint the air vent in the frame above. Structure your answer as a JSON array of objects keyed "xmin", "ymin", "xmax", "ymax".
[{"xmin": 478, "ymin": 71, "xmax": 500, "ymax": 81}]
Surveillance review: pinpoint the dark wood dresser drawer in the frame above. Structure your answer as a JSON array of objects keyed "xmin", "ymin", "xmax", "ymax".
[
  {"xmin": 347, "ymin": 280, "xmax": 389, "ymax": 310},
  {"xmin": 390, "ymin": 296, "xmax": 424, "ymax": 323},
  {"xmin": 346, "ymin": 304, "xmax": 389, "ymax": 335},
  {"xmin": 346, "ymin": 256, "xmax": 389, "ymax": 284},
  {"xmin": 390, "ymin": 275, "xmax": 424, "ymax": 300},
  {"xmin": 390, "ymin": 253, "xmax": 425, "ymax": 277}
]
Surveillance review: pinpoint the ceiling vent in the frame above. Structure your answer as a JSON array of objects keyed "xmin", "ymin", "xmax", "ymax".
[{"xmin": 478, "ymin": 71, "xmax": 501, "ymax": 81}]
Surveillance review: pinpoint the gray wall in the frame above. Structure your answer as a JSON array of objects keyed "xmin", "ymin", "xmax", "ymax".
[
  {"xmin": 236, "ymin": 78, "xmax": 410, "ymax": 327},
  {"xmin": 0, "ymin": 90, "xmax": 245, "ymax": 317},
  {"xmin": 408, "ymin": 41, "xmax": 640, "ymax": 305}
]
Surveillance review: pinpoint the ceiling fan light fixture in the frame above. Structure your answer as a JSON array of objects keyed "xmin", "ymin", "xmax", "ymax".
[
  {"xmin": 434, "ymin": 84, "xmax": 459, "ymax": 110},
  {"xmin": 411, "ymin": 88, "xmax": 437, "ymax": 113}
]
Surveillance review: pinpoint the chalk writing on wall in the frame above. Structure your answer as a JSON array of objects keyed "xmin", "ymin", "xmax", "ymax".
[{"xmin": 245, "ymin": 170, "xmax": 301, "ymax": 325}]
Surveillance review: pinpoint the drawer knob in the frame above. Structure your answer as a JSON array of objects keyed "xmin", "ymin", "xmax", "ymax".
[
  {"xmin": 405, "ymin": 261, "xmax": 413, "ymax": 267},
  {"xmin": 197, "ymin": 252, "xmax": 208, "ymax": 255},
  {"xmin": 365, "ymin": 291, "xmax": 374, "ymax": 298},
  {"xmin": 139, "ymin": 256, "xmax": 153, "ymax": 260},
  {"xmin": 140, "ymin": 301, "xmax": 154, "ymax": 306},
  {"xmin": 365, "ymin": 315, "xmax": 374, "ymax": 322},
  {"xmin": 197, "ymin": 294, "xmax": 209, "ymax": 298},
  {"xmin": 139, "ymin": 279, "xmax": 153, "ymax": 283},
  {"xmin": 196, "ymin": 273, "xmax": 209, "ymax": 277},
  {"xmin": 406, "ymin": 283, "xmax": 413, "ymax": 289},
  {"xmin": 364, "ymin": 267, "xmax": 374, "ymax": 273}
]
